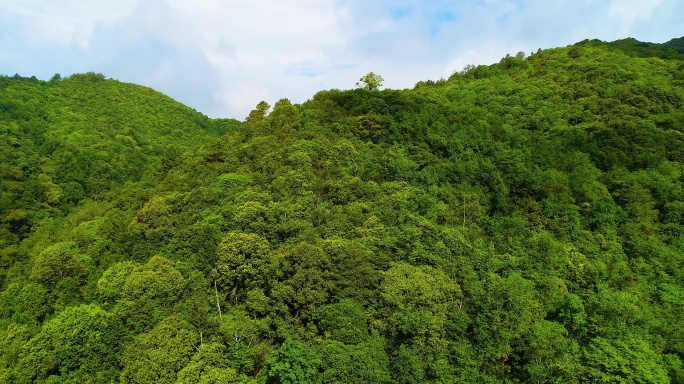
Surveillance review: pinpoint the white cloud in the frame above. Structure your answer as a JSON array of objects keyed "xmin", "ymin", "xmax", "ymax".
[
  {"xmin": 0, "ymin": 1, "xmax": 137, "ymax": 47},
  {"xmin": 164, "ymin": 0, "xmax": 351, "ymax": 117},
  {"xmin": 0, "ymin": 0, "xmax": 682, "ymax": 118},
  {"xmin": 609, "ymin": 0, "xmax": 662, "ymax": 26}
]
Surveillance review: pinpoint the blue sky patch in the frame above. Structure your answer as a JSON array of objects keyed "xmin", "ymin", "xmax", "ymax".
[
  {"xmin": 428, "ymin": 10, "xmax": 458, "ymax": 37},
  {"xmin": 391, "ymin": 6, "xmax": 413, "ymax": 20}
]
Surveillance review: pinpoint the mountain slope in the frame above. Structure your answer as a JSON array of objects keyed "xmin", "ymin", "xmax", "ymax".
[
  {"xmin": 0, "ymin": 73, "xmax": 237, "ymax": 245},
  {"xmin": 1, "ymin": 38, "xmax": 683, "ymax": 383}
]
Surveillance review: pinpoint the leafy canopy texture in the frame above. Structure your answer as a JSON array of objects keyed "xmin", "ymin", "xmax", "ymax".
[{"xmin": 1, "ymin": 37, "xmax": 684, "ymax": 383}]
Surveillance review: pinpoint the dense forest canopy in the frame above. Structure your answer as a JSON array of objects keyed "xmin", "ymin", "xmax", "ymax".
[{"xmin": 1, "ymin": 37, "xmax": 684, "ymax": 383}]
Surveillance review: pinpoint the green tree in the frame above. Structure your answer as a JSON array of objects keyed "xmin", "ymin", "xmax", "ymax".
[
  {"xmin": 30, "ymin": 242, "xmax": 89, "ymax": 289},
  {"xmin": 128, "ymin": 196, "xmax": 173, "ymax": 245},
  {"xmin": 356, "ymin": 72, "xmax": 384, "ymax": 91},
  {"xmin": 12, "ymin": 304, "xmax": 125, "ymax": 383},
  {"xmin": 177, "ymin": 343, "xmax": 256, "ymax": 384},
  {"xmin": 214, "ymin": 232, "xmax": 271, "ymax": 303},
  {"xmin": 318, "ymin": 337, "xmax": 392, "ymax": 384},
  {"xmin": 265, "ymin": 339, "xmax": 320, "ymax": 384},
  {"xmin": 218, "ymin": 309, "xmax": 270, "ymax": 374},
  {"xmin": 121, "ymin": 256, "xmax": 187, "ymax": 306},
  {"xmin": 245, "ymin": 101, "xmax": 271, "ymax": 126},
  {"xmin": 0, "ymin": 282, "xmax": 49, "ymax": 324},
  {"xmin": 120, "ymin": 316, "xmax": 197, "ymax": 384},
  {"xmin": 97, "ymin": 261, "xmax": 139, "ymax": 305},
  {"xmin": 115, "ymin": 256, "xmax": 187, "ymax": 332},
  {"xmin": 315, "ymin": 299, "xmax": 369, "ymax": 344},
  {"xmin": 523, "ymin": 320, "xmax": 582, "ymax": 383},
  {"xmin": 582, "ymin": 335, "xmax": 669, "ymax": 383},
  {"xmin": 379, "ymin": 263, "xmax": 464, "ymax": 383},
  {"xmin": 270, "ymin": 242, "xmax": 334, "ymax": 326},
  {"xmin": 379, "ymin": 262, "xmax": 463, "ymax": 338}
]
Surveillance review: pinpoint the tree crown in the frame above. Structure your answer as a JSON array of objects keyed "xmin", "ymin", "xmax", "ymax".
[{"xmin": 356, "ymin": 72, "xmax": 384, "ymax": 91}]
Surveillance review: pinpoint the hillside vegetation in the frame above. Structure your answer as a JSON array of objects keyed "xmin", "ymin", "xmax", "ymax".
[{"xmin": 1, "ymin": 37, "xmax": 683, "ymax": 383}]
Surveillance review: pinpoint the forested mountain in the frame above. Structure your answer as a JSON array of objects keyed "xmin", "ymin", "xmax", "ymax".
[{"xmin": 1, "ymin": 37, "xmax": 683, "ymax": 383}]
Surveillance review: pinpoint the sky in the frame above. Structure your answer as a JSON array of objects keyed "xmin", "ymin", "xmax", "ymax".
[{"xmin": 1, "ymin": 0, "xmax": 682, "ymax": 119}]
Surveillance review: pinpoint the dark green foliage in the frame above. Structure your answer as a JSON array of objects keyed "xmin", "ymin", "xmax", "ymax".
[
  {"xmin": 2, "ymin": 36, "xmax": 684, "ymax": 382},
  {"xmin": 265, "ymin": 339, "xmax": 319, "ymax": 384},
  {"xmin": 30, "ymin": 242, "xmax": 88, "ymax": 289},
  {"xmin": 315, "ymin": 299, "xmax": 368, "ymax": 344}
]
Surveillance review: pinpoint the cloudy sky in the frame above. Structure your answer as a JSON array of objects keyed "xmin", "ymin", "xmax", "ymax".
[{"xmin": 1, "ymin": 0, "xmax": 682, "ymax": 119}]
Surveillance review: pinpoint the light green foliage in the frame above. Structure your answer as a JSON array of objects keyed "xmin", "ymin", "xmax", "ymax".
[
  {"xmin": 218, "ymin": 308, "xmax": 270, "ymax": 374},
  {"xmin": 268, "ymin": 98, "xmax": 301, "ymax": 135},
  {"xmin": 380, "ymin": 262, "xmax": 462, "ymax": 338},
  {"xmin": 321, "ymin": 238, "xmax": 379, "ymax": 304},
  {"xmin": 112, "ymin": 256, "xmax": 188, "ymax": 332},
  {"xmin": 379, "ymin": 263, "xmax": 465, "ymax": 383},
  {"xmin": 245, "ymin": 101, "xmax": 271, "ymax": 127},
  {"xmin": 214, "ymin": 232, "xmax": 271, "ymax": 303},
  {"xmin": 356, "ymin": 72, "xmax": 385, "ymax": 91},
  {"xmin": 0, "ymin": 282, "xmax": 48, "ymax": 323},
  {"xmin": 232, "ymin": 201, "xmax": 268, "ymax": 233},
  {"xmin": 176, "ymin": 343, "xmax": 256, "ymax": 384},
  {"xmin": 97, "ymin": 261, "xmax": 139, "ymax": 304},
  {"xmin": 213, "ymin": 173, "xmax": 253, "ymax": 193},
  {"xmin": 524, "ymin": 320, "xmax": 582, "ymax": 382},
  {"xmin": 0, "ymin": 323, "xmax": 32, "ymax": 379},
  {"xmin": 13, "ymin": 304, "xmax": 125, "ymax": 383},
  {"xmin": 390, "ymin": 337, "xmax": 456, "ymax": 384},
  {"xmin": 554, "ymin": 293, "xmax": 588, "ymax": 337},
  {"xmin": 317, "ymin": 337, "xmax": 392, "ymax": 384},
  {"xmin": 583, "ymin": 336, "xmax": 669, "ymax": 383},
  {"xmin": 128, "ymin": 196, "xmax": 173, "ymax": 243},
  {"xmin": 121, "ymin": 256, "xmax": 187, "ymax": 305},
  {"xmin": 473, "ymin": 273, "xmax": 545, "ymax": 358},
  {"xmin": 121, "ymin": 316, "xmax": 196, "ymax": 384}
]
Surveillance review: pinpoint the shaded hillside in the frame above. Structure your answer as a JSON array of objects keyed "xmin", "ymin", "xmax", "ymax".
[
  {"xmin": 599, "ymin": 36, "xmax": 684, "ymax": 59},
  {"xmin": 1, "ymin": 38, "xmax": 683, "ymax": 383},
  {"xmin": 665, "ymin": 37, "xmax": 684, "ymax": 54},
  {"xmin": 0, "ymin": 73, "xmax": 237, "ymax": 247}
]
